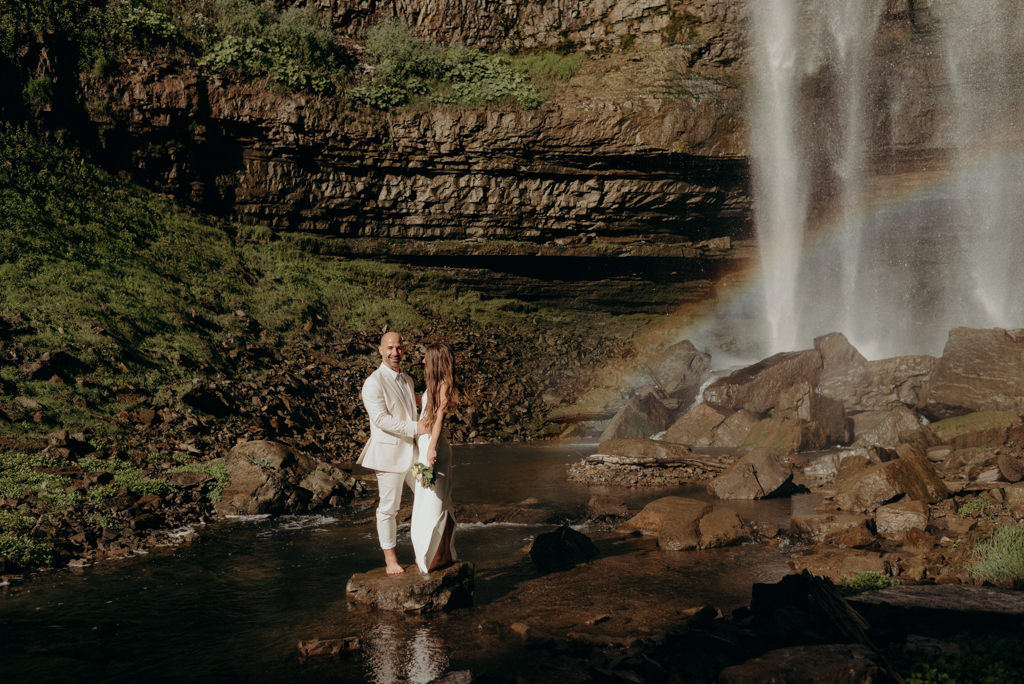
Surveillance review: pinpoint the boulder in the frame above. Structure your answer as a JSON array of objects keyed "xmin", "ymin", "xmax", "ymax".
[
  {"xmin": 616, "ymin": 496, "xmax": 711, "ymax": 551},
  {"xmin": 703, "ymin": 349, "xmax": 822, "ymax": 414},
  {"xmin": 874, "ymin": 499, "xmax": 929, "ymax": 540},
  {"xmin": 997, "ymin": 454, "xmax": 1024, "ymax": 483},
  {"xmin": 697, "ymin": 507, "xmax": 749, "ymax": 549},
  {"xmin": 741, "ymin": 415, "xmax": 827, "ymax": 454},
  {"xmin": 790, "ymin": 512, "xmax": 875, "ymax": 547},
  {"xmin": 662, "ymin": 402, "xmax": 730, "ymax": 446},
  {"xmin": 833, "ymin": 454, "xmax": 948, "ymax": 512},
  {"xmin": 707, "ymin": 448, "xmax": 795, "ymax": 500},
  {"xmin": 646, "ymin": 339, "xmax": 711, "ymax": 405},
  {"xmin": 917, "ymin": 327, "xmax": 1024, "ymax": 420},
  {"xmin": 927, "ymin": 410, "xmax": 1022, "ymax": 448},
  {"xmin": 346, "ymin": 561, "xmax": 474, "ymax": 613},
  {"xmin": 718, "ymin": 644, "xmax": 893, "ymax": 684},
  {"xmin": 598, "ymin": 391, "xmax": 670, "ymax": 442},
  {"xmin": 816, "ymin": 333, "xmax": 936, "ymax": 412},
  {"xmin": 529, "ymin": 525, "xmax": 599, "ymax": 572},
  {"xmin": 214, "ymin": 440, "xmax": 361, "ymax": 516},
  {"xmin": 852, "ymin": 406, "xmax": 921, "ymax": 448},
  {"xmin": 1003, "ymin": 483, "xmax": 1024, "ymax": 514},
  {"xmin": 775, "ymin": 381, "xmax": 850, "ymax": 445},
  {"xmin": 789, "ymin": 546, "xmax": 888, "ymax": 581},
  {"xmin": 709, "ymin": 409, "xmax": 760, "ymax": 447},
  {"xmin": 801, "ymin": 447, "xmax": 880, "ymax": 487}
]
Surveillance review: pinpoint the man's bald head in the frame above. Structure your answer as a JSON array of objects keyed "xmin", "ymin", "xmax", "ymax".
[{"xmin": 378, "ymin": 332, "xmax": 405, "ymax": 371}]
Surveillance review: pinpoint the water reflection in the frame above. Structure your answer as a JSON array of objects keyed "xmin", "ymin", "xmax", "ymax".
[{"xmin": 363, "ymin": 619, "xmax": 448, "ymax": 684}]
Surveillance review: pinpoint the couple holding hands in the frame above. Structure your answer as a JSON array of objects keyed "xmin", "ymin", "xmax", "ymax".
[{"xmin": 358, "ymin": 332, "xmax": 462, "ymax": 575}]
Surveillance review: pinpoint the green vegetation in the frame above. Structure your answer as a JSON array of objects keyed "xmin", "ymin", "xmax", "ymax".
[
  {"xmin": 351, "ymin": 18, "xmax": 572, "ymax": 110},
  {"xmin": 3, "ymin": 2, "xmax": 584, "ymax": 111},
  {"xmin": 0, "ymin": 532, "xmax": 53, "ymax": 568},
  {"xmin": 836, "ymin": 570, "xmax": 900, "ymax": 595},
  {"xmin": 169, "ymin": 461, "xmax": 228, "ymax": 501},
  {"xmin": 969, "ymin": 523, "xmax": 1024, "ymax": 584},
  {"xmin": 78, "ymin": 456, "xmax": 175, "ymax": 500},
  {"xmin": 887, "ymin": 632, "xmax": 1024, "ymax": 684},
  {"xmin": 958, "ymin": 497, "xmax": 1002, "ymax": 518}
]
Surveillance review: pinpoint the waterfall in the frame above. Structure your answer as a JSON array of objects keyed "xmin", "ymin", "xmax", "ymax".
[{"xmin": 747, "ymin": 0, "xmax": 1024, "ymax": 359}]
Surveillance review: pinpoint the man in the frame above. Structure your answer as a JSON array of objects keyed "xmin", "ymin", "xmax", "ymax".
[{"xmin": 358, "ymin": 331, "xmax": 428, "ymax": 574}]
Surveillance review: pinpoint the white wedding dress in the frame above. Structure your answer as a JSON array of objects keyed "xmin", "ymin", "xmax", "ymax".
[{"xmin": 411, "ymin": 397, "xmax": 456, "ymax": 573}]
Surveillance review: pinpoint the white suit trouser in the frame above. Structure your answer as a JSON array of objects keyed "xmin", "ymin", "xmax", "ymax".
[{"xmin": 375, "ymin": 469, "xmax": 416, "ymax": 550}]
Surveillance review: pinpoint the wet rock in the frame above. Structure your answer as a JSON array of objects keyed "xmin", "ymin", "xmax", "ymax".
[
  {"xmin": 697, "ymin": 507, "xmax": 748, "ymax": 549},
  {"xmin": 646, "ymin": 339, "xmax": 711, "ymax": 405},
  {"xmin": 663, "ymin": 401, "xmax": 729, "ymax": 446},
  {"xmin": 346, "ymin": 560, "xmax": 474, "ymax": 613},
  {"xmin": 774, "ymin": 381, "xmax": 850, "ymax": 445},
  {"xmin": 718, "ymin": 644, "xmax": 895, "ymax": 684},
  {"xmin": 833, "ymin": 454, "xmax": 948, "ymax": 512},
  {"xmin": 598, "ymin": 390, "xmax": 669, "ymax": 441},
  {"xmin": 704, "ymin": 349, "xmax": 822, "ymax": 414},
  {"xmin": 214, "ymin": 440, "xmax": 360, "ymax": 516},
  {"xmin": 816, "ymin": 333, "xmax": 935, "ymax": 413},
  {"xmin": 789, "ymin": 546, "xmax": 888, "ymax": 582},
  {"xmin": 616, "ymin": 496, "xmax": 711, "ymax": 551},
  {"xmin": 707, "ymin": 448, "xmax": 795, "ymax": 500},
  {"xmin": 874, "ymin": 499, "xmax": 929, "ymax": 540},
  {"xmin": 917, "ymin": 327, "xmax": 1024, "ymax": 420},
  {"xmin": 709, "ymin": 409, "xmax": 760, "ymax": 447},
  {"xmin": 529, "ymin": 525, "xmax": 599, "ymax": 572},
  {"xmin": 296, "ymin": 637, "xmax": 360, "ymax": 657},
  {"xmin": 852, "ymin": 406, "xmax": 921, "ymax": 448}
]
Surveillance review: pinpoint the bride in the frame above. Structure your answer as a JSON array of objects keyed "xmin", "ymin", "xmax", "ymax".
[{"xmin": 411, "ymin": 343, "xmax": 462, "ymax": 573}]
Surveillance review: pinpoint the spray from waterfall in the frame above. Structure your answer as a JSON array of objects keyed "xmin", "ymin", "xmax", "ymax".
[{"xmin": 747, "ymin": 0, "xmax": 1024, "ymax": 359}]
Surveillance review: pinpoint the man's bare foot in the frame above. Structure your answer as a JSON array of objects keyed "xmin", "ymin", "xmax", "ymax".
[{"xmin": 383, "ymin": 548, "xmax": 405, "ymax": 575}]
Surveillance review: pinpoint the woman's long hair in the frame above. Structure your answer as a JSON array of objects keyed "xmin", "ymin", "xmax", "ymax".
[{"xmin": 422, "ymin": 343, "xmax": 462, "ymax": 424}]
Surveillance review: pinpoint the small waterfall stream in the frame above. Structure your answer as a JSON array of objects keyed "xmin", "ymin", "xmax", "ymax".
[{"xmin": 748, "ymin": 0, "xmax": 1024, "ymax": 358}]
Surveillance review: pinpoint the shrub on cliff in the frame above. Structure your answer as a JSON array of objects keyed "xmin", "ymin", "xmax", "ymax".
[{"xmin": 351, "ymin": 17, "xmax": 544, "ymax": 111}]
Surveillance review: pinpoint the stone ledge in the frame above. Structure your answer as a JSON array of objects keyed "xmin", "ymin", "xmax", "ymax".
[{"xmin": 346, "ymin": 560, "xmax": 475, "ymax": 613}]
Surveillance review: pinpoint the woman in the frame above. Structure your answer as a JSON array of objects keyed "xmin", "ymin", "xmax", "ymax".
[{"xmin": 411, "ymin": 343, "xmax": 462, "ymax": 573}]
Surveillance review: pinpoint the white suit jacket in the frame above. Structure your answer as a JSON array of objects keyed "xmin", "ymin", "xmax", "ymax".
[{"xmin": 357, "ymin": 363, "xmax": 418, "ymax": 473}]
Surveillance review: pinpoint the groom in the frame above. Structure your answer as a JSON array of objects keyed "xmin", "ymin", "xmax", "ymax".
[{"xmin": 358, "ymin": 331, "xmax": 428, "ymax": 574}]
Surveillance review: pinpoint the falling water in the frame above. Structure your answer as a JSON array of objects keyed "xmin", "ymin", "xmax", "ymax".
[{"xmin": 748, "ymin": 0, "xmax": 1024, "ymax": 359}]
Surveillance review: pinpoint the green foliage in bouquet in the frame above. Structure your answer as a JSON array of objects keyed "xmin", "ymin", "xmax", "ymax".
[{"xmin": 411, "ymin": 462, "xmax": 436, "ymax": 488}]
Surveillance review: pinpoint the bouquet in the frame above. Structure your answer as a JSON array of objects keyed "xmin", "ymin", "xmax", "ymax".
[{"xmin": 411, "ymin": 462, "xmax": 436, "ymax": 487}]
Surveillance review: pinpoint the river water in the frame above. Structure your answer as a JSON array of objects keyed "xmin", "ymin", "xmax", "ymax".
[{"xmin": 1, "ymin": 444, "xmax": 809, "ymax": 683}]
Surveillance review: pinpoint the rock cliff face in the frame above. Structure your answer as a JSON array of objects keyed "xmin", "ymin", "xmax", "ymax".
[
  {"xmin": 321, "ymin": 0, "xmax": 746, "ymax": 60},
  {"xmin": 84, "ymin": 1, "xmax": 751, "ymax": 252}
]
